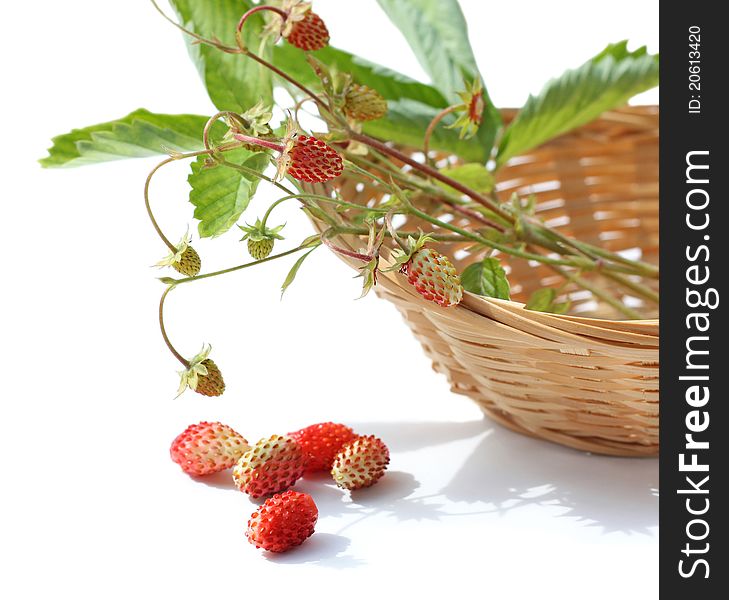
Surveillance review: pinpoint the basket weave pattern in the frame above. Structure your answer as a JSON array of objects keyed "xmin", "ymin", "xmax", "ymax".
[{"xmin": 315, "ymin": 106, "xmax": 659, "ymax": 457}]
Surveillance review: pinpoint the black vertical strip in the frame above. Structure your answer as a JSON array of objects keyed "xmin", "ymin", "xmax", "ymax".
[{"xmin": 660, "ymin": 4, "xmax": 726, "ymax": 595}]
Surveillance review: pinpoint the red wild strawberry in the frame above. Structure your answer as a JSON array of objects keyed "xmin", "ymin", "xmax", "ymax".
[
  {"xmin": 403, "ymin": 247, "xmax": 463, "ymax": 307},
  {"xmin": 246, "ymin": 490, "xmax": 318, "ymax": 553},
  {"xmin": 331, "ymin": 435, "xmax": 390, "ymax": 490},
  {"xmin": 286, "ymin": 11, "xmax": 329, "ymax": 51},
  {"xmin": 170, "ymin": 421, "xmax": 250, "ymax": 476},
  {"xmin": 287, "ymin": 135, "xmax": 343, "ymax": 183},
  {"xmin": 232, "ymin": 435, "xmax": 306, "ymax": 498},
  {"xmin": 289, "ymin": 422, "xmax": 357, "ymax": 472}
]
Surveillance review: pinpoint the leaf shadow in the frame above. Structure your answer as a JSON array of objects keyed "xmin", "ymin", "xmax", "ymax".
[{"xmin": 351, "ymin": 417, "xmax": 658, "ymax": 535}]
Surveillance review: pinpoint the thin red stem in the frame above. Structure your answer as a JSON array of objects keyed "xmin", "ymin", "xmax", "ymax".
[
  {"xmin": 350, "ymin": 131, "xmax": 512, "ymax": 222},
  {"xmin": 203, "ymin": 111, "xmax": 239, "ymax": 150},
  {"xmin": 423, "ymin": 105, "xmax": 458, "ymax": 162},
  {"xmin": 242, "ymin": 49, "xmax": 326, "ymax": 110},
  {"xmin": 232, "ymin": 133, "xmax": 284, "ymax": 153},
  {"xmin": 446, "ymin": 201, "xmax": 505, "ymax": 232},
  {"xmin": 321, "ymin": 236, "xmax": 372, "ymax": 262},
  {"xmin": 236, "ymin": 5, "xmax": 287, "ymax": 35}
]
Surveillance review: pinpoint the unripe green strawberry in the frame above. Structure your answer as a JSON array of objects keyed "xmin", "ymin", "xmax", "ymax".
[
  {"xmin": 239, "ymin": 218, "xmax": 284, "ymax": 260},
  {"xmin": 233, "ymin": 435, "xmax": 306, "ymax": 498},
  {"xmin": 403, "ymin": 247, "xmax": 463, "ymax": 307},
  {"xmin": 344, "ymin": 84, "xmax": 387, "ymax": 122},
  {"xmin": 248, "ymin": 238, "xmax": 274, "ymax": 260},
  {"xmin": 172, "ymin": 245, "xmax": 201, "ymax": 277}
]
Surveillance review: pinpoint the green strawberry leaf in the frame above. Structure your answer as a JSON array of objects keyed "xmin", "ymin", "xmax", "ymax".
[
  {"xmin": 552, "ymin": 301, "xmax": 571, "ymax": 315},
  {"xmin": 361, "ymin": 99, "xmax": 490, "ymax": 163},
  {"xmin": 376, "ymin": 0, "xmax": 477, "ymax": 102},
  {"xmin": 497, "ymin": 41, "xmax": 659, "ymax": 166},
  {"xmin": 281, "ymin": 247, "xmax": 318, "ymax": 298},
  {"xmin": 437, "ymin": 163, "xmax": 494, "ymax": 194},
  {"xmin": 168, "ymin": 0, "xmax": 272, "ymax": 112},
  {"xmin": 39, "ymin": 109, "xmax": 222, "ymax": 168},
  {"xmin": 525, "ymin": 288, "xmax": 556, "ymax": 311},
  {"xmin": 525, "ymin": 288, "xmax": 571, "ymax": 314},
  {"xmin": 375, "ymin": 0, "xmax": 501, "ymax": 156},
  {"xmin": 461, "ymin": 257, "xmax": 510, "ymax": 299},
  {"xmin": 273, "ymin": 44, "xmax": 448, "ymax": 109},
  {"xmin": 188, "ymin": 148, "xmax": 269, "ymax": 238}
]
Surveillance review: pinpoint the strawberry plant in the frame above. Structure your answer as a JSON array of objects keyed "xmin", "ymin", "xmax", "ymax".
[{"xmin": 41, "ymin": 1, "xmax": 659, "ymax": 397}]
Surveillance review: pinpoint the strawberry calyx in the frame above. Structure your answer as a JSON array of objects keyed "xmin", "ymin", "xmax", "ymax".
[
  {"xmin": 239, "ymin": 218, "xmax": 285, "ymax": 245},
  {"xmin": 446, "ymin": 79, "xmax": 485, "ymax": 140},
  {"xmin": 386, "ymin": 232, "xmax": 435, "ymax": 273}
]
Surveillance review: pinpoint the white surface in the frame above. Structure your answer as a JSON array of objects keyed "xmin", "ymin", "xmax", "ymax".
[{"xmin": 1, "ymin": 1, "xmax": 658, "ymax": 598}]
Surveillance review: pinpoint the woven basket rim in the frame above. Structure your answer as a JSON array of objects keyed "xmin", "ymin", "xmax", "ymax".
[
  {"xmin": 308, "ymin": 105, "xmax": 659, "ymax": 456},
  {"xmin": 372, "ymin": 248, "xmax": 659, "ymax": 345}
]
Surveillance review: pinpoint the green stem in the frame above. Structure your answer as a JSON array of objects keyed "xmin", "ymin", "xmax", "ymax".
[
  {"xmin": 329, "ymin": 226, "xmax": 466, "ymax": 242},
  {"xmin": 547, "ymin": 265, "xmax": 643, "ymax": 320},
  {"xmin": 569, "ymin": 238, "xmax": 659, "ymax": 279},
  {"xmin": 168, "ymin": 245, "xmax": 315, "ymax": 285},
  {"xmin": 345, "ymin": 152, "xmax": 504, "ymax": 231},
  {"xmin": 406, "ymin": 204, "xmax": 593, "ymax": 270},
  {"xmin": 150, "ymin": 0, "xmax": 239, "ymax": 53},
  {"xmin": 351, "ymin": 131, "xmax": 512, "ymax": 222},
  {"xmin": 145, "ymin": 147, "xmax": 234, "ymax": 252},
  {"xmin": 260, "ymin": 193, "xmax": 387, "ymax": 229},
  {"xmin": 384, "ymin": 211, "xmax": 409, "ymax": 252},
  {"xmin": 159, "ymin": 286, "xmax": 189, "ymax": 367},
  {"xmin": 600, "ymin": 271, "xmax": 659, "ymax": 305}
]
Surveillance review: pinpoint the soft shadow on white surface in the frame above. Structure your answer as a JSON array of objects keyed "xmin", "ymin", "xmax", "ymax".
[
  {"xmin": 190, "ymin": 470, "xmax": 239, "ymax": 491},
  {"xmin": 186, "ymin": 419, "xmax": 658, "ymax": 567},
  {"xmin": 264, "ymin": 534, "xmax": 365, "ymax": 568},
  {"xmin": 351, "ymin": 418, "xmax": 659, "ymax": 535}
]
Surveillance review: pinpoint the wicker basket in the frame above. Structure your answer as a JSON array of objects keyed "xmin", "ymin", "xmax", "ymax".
[{"xmin": 312, "ymin": 106, "xmax": 659, "ymax": 457}]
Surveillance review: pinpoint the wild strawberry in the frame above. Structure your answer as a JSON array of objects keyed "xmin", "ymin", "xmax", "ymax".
[
  {"xmin": 170, "ymin": 421, "xmax": 250, "ymax": 476},
  {"xmin": 286, "ymin": 135, "xmax": 343, "ymax": 183},
  {"xmin": 156, "ymin": 230, "xmax": 201, "ymax": 277},
  {"xmin": 194, "ymin": 359, "xmax": 225, "ymax": 396},
  {"xmin": 289, "ymin": 422, "xmax": 357, "ymax": 472},
  {"xmin": 403, "ymin": 247, "xmax": 463, "ymax": 307},
  {"xmin": 286, "ymin": 11, "xmax": 329, "ymax": 51},
  {"xmin": 344, "ymin": 84, "xmax": 388, "ymax": 122},
  {"xmin": 247, "ymin": 238, "xmax": 274, "ymax": 260},
  {"xmin": 239, "ymin": 218, "xmax": 285, "ymax": 260},
  {"xmin": 331, "ymin": 435, "xmax": 390, "ymax": 490},
  {"xmin": 246, "ymin": 491, "xmax": 318, "ymax": 553},
  {"xmin": 172, "ymin": 246, "xmax": 201, "ymax": 277},
  {"xmin": 447, "ymin": 79, "xmax": 486, "ymax": 139},
  {"xmin": 233, "ymin": 118, "xmax": 343, "ymax": 184},
  {"xmin": 232, "ymin": 435, "xmax": 306, "ymax": 498},
  {"xmin": 177, "ymin": 345, "xmax": 226, "ymax": 397}
]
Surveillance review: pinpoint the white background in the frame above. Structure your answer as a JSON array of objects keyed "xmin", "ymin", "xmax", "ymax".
[{"xmin": 1, "ymin": 1, "xmax": 658, "ymax": 598}]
